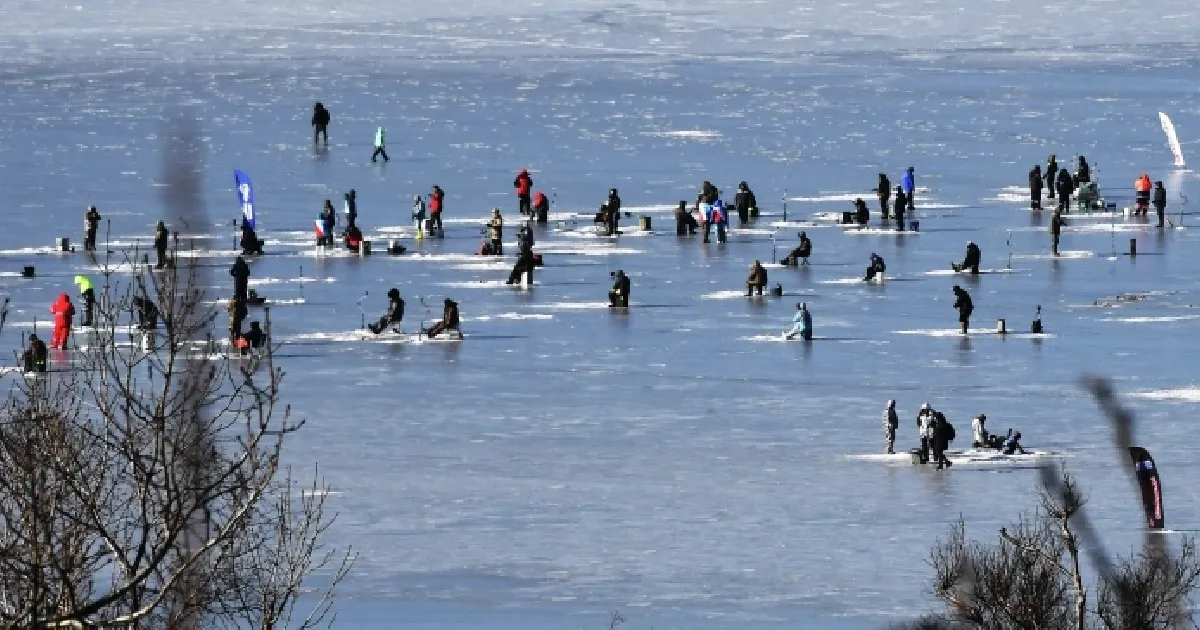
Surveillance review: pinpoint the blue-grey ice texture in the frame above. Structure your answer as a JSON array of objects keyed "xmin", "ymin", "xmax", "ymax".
[{"xmin": 3, "ymin": 1, "xmax": 1200, "ymax": 629}]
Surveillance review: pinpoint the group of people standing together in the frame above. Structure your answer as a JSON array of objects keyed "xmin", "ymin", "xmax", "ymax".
[{"xmin": 882, "ymin": 401, "xmax": 1025, "ymax": 471}]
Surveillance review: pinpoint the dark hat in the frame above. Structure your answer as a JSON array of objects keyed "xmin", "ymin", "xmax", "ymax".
[
  {"xmin": 444, "ymin": 298, "xmax": 453, "ymax": 305},
  {"xmin": 953, "ymin": 284, "xmax": 962, "ymax": 291},
  {"xmin": 1156, "ymin": 181, "xmax": 1163, "ymax": 186},
  {"xmin": 387, "ymin": 288, "xmax": 400, "ymax": 298},
  {"xmin": 29, "ymin": 333, "xmax": 38, "ymax": 340}
]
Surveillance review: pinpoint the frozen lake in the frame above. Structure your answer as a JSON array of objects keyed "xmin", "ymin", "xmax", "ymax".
[{"xmin": 3, "ymin": 3, "xmax": 1200, "ymax": 628}]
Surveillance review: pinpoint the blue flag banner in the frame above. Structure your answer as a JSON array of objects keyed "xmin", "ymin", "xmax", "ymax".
[{"xmin": 235, "ymin": 169, "xmax": 255, "ymax": 230}]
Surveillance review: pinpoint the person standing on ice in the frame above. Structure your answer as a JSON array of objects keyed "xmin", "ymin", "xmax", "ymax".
[
  {"xmin": 371, "ymin": 126, "xmax": 389, "ymax": 163},
  {"xmin": 1055, "ymin": 168, "xmax": 1073, "ymax": 212},
  {"xmin": 429, "ymin": 185, "xmax": 445, "ymax": 237},
  {"xmin": 367, "ymin": 288, "xmax": 405, "ymax": 335},
  {"xmin": 344, "ymin": 189, "xmax": 358, "ymax": 232},
  {"xmin": 49, "ymin": 293, "xmax": 75, "ymax": 350},
  {"xmin": 487, "ymin": 208, "xmax": 504, "ymax": 255},
  {"xmin": 311, "ymin": 102, "xmax": 330, "ymax": 145},
  {"xmin": 1028, "ymin": 165, "xmax": 1043, "ymax": 210},
  {"xmin": 605, "ymin": 188, "xmax": 622, "ymax": 236},
  {"xmin": 74, "ymin": 275, "xmax": 95, "ymax": 328},
  {"xmin": 1074, "ymin": 155, "xmax": 1090, "ymax": 185},
  {"xmin": 84, "ymin": 205, "xmax": 101, "ymax": 252},
  {"xmin": 784, "ymin": 302, "xmax": 812, "ymax": 341},
  {"xmin": 230, "ymin": 256, "xmax": 251, "ymax": 305},
  {"xmin": 411, "ymin": 195, "xmax": 426, "ymax": 238},
  {"xmin": 513, "ymin": 169, "xmax": 533, "ymax": 215},
  {"xmin": 916, "ymin": 403, "xmax": 934, "ymax": 464},
  {"xmin": 711, "ymin": 199, "xmax": 728, "ymax": 243},
  {"xmin": 608, "ymin": 270, "xmax": 631, "ymax": 308},
  {"xmin": 319, "ymin": 200, "xmax": 336, "ymax": 247},
  {"xmin": 900, "ymin": 167, "xmax": 916, "ymax": 214},
  {"xmin": 734, "ymin": 181, "xmax": 757, "ymax": 225},
  {"xmin": 1134, "ymin": 173, "xmax": 1152, "ymax": 215},
  {"xmin": 153, "ymin": 220, "xmax": 170, "ymax": 269},
  {"xmin": 893, "ymin": 186, "xmax": 907, "ymax": 230},
  {"xmin": 1050, "ymin": 208, "xmax": 1066, "ymax": 256},
  {"xmin": 883, "ymin": 399, "xmax": 899, "ymax": 454},
  {"xmin": 876, "ymin": 173, "xmax": 891, "ymax": 220},
  {"xmin": 931, "ymin": 412, "xmax": 953, "ymax": 470},
  {"xmin": 1153, "ymin": 181, "xmax": 1167, "ymax": 228},
  {"xmin": 952, "ymin": 284, "xmax": 973, "ymax": 335},
  {"xmin": 1045, "ymin": 155, "xmax": 1058, "ymax": 201}
]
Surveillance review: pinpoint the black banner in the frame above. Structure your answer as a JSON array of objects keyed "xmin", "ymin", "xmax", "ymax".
[{"xmin": 1129, "ymin": 446, "xmax": 1165, "ymax": 530}]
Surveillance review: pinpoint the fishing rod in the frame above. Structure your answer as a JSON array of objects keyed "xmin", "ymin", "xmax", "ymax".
[
  {"xmin": 781, "ymin": 188, "xmax": 788, "ymax": 223},
  {"xmin": 1005, "ymin": 230, "xmax": 1012, "ymax": 270},
  {"xmin": 356, "ymin": 290, "xmax": 369, "ymax": 330}
]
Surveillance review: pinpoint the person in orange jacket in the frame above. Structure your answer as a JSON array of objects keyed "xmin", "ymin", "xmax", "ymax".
[
  {"xmin": 1134, "ymin": 173, "xmax": 1152, "ymax": 215},
  {"xmin": 513, "ymin": 169, "xmax": 533, "ymax": 215},
  {"xmin": 49, "ymin": 292, "xmax": 76, "ymax": 349}
]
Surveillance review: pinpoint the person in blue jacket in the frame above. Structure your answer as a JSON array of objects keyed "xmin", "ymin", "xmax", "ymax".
[
  {"xmin": 710, "ymin": 199, "xmax": 728, "ymax": 243},
  {"xmin": 784, "ymin": 302, "xmax": 813, "ymax": 340},
  {"xmin": 900, "ymin": 166, "xmax": 915, "ymax": 214}
]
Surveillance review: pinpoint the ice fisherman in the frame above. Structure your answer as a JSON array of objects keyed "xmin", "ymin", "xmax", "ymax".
[
  {"xmin": 917, "ymin": 403, "xmax": 935, "ymax": 464},
  {"xmin": 900, "ymin": 166, "xmax": 916, "ymax": 214},
  {"xmin": 864, "ymin": 253, "xmax": 886, "ymax": 282},
  {"xmin": 747, "ymin": 260, "xmax": 768, "ymax": 296},
  {"xmin": 230, "ymin": 256, "xmax": 251, "ymax": 304},
  {"xmin": 953, "ymin": 241, "xmax": 981, "ymax": 274},
  {"xmin": 486, "ymin": 208, "xmax": 504, "ymax": 255},
  {"xmin": 883, "ymin": 399, "xmax": 899, "ymax": 454},
  {"xmin": 1056, "ymin": 168, "xmax": 1073, "ymax": 212},
  {"xmin": 675, "ymin": 201, "xmax": 698, "ymax": 235},
  {"xmin": 1029, "ymin": 165, "xmax": 1043, "ymax": 210},
  {"xmin": 893, "ymin": 186, "xmax": 907, "ymax": 230},
  {"xmin": 343, "ymin": 225, "xmax": 363, "ymax": 253},
  {"xmin": 344, "ymin": 189, "xmax": 358, "ymax": 232},
  {"xmin": 708, "ymin": 199, "xmax": 728, "ymax": 243},
  {"xmin": 367, "ymin": 288, "xmax": 405, "ymax": 335},
  {"xmin": 429, "ymin": 185, "xmax": 445, "ymax": 236},
  {"xmin": 782, "ymin": 231, "xmax": 812, "ymax": 266},
  {"xmin": 228, "ymin": 297, "xmax": 247, "ymax": 341},
  {"xmin": 854, "ymin": 197, "xmax": 869, "ymax": 226},
  {"xmin": 1045, "ymin": 155, "xmax": 1058, "ymax": 201},
  {"xmin": 154, "ymin": 220, "xmax": 170, "ymax": 269},
  {"xmin": 952, "ymin": 284, "xmax": 974, "ymax": 334},
  {"xmin": 22, "ymin": 333, "xmax": 48, "ymax": 373},
  {"xmin": 1050, "ymin": 208, "xmax": 1066, "ymax": 256},
  {"xmin": 311, "ymin": 102, "xmax": 330, "ymax": 145},
  {"xmin": 84, "ymin": 205, "xmax": 101, "ymax": 252},
  {"xmin": 507, "ymin": 225, "xmax": 536, "ymax": 285},
  {"xmin": 238, "ymin": 321, "xmax": 265, "ymax": 354},
  {"xmin": 876, "ymin": 173, "xmax": 892, "ymax": 220},
  {"xmin": 1074, "ymin": 155, "xmax": 1090, "ymax": 185},
  {"xmin": 318, "ymin": 200, "xmax": 337, "ymax": 247},
  {"xmin": 734, "ymin": 181, "xmax": 757, "ymax": 225},
  {"xmin": 931, "ymin": 411, "xmax": 954, "ymax": 470},
  {"xmin": 533, "ymin": 190, "xmax": 550, "ymax": 223},
  {"xmin": 412, "ymin": 195, "xmax": 426, "ymax": 237},
  {"xmin": 1154, "ymin": 181, "xmax": 1167, "ymax": 228},
  {"xmin": 371, "ymin": 126, "xmax": 389, "ymax": 163},
  {"xmin": 74, "ymin": 274, "xmax": 95, "ymax": 328},
  {"xmin": 425, "ymin": 298, "xmax": 463, "ymax": 339},
  {"xmin": 1002, "ymin": 430, "xmax": 1025, "ymax": 455},
  {"xmin": 514, "ymin": 168, "xmax": 533, "ymax": 215},
  {"xmin": 49, "ymin": 293, "xmax": 75, "ymax": 350},
  {"xmin": 608, "ymin": 270, "xmax": 631, "ymax": 308},
  {"xmin": 784, "ymin": 302, "xmax": 812, "ymax": 341},
  {"xmin": 241, "ymin": 220, "xmax": 264, "ymax": 256},
  {"xmin": 605, "ymin": 188, "xmax": 622, "ymax": 236},
  {"xmin": 1134, "ymin": 173, "xmax": 1152, "ymax": 215}
]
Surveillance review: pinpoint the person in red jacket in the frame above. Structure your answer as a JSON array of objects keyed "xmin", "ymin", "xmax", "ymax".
[
  {"xmin": 49, "ymin": 293, "xmax": 76, "ymax": 349},
  {"xmin": 532, "ymin": 190, "xmax": 549, "ymax": 223},
  {"xmin": 513, "ymin": 169, "xmax": 533, "ymax": 215},
  {"xmin": 428, "ymin": 185, "xmax": 445, "ymax": 237}
]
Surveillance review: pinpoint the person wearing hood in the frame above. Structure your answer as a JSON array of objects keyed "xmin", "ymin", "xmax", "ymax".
[
  {"xmin": 230, "ymin": 256, "xmax": 251, "ymax": 304},
  {"xmin": 1074, "ymin": 155, "xmax": 1090, "ymax": 185},
  {"xmin": 1045, "ymin": 155, "xmax": 1058, "ymax": 200},
  {"xmin": 876, "ymin": 173, "xmax": 892, "ymax": 220},
  {"xmin": 514, "ymin": 169, "xmax": 533, "ymax": 215},
  {"xmin": 883, "ymin": 399, "xmax": 899, "ymax": 454},
  {"xmin": 241, "ymin": 219, "xmax": 264, "ymax": 256},
  {"xmin": 1029, "ymin": 165, "xmax": 1043, "ymax": 210},
  {"xmin": 900, "ymin": 167, "xmax": 915, "ymax": 214},
  {"xmin": 344, "ymin": 189, "xmax": 358, "ymax": 231},
  {"xmin": 429, "ymin": 185, "xmax": 445, "ymax": 237},
  {"xmin": 746, "ymin": 260, "xmax": 768, "ymax": 296},
  {"xmin": 23, "ymin": 333, "xmax": 48, "ymax": 373},
  {"xmin": 487, "ymin": 208, "xmax": 504, "ymax": 255},
  {"xmin": 608, "ymin": 270, "xmax": 631, "ymax": 308},
  {"xmin": 49, "ymin": 293, "xmax": 75, "ymax": 350},
  {"xmin": 784, "ymin": 302, "xmax": 813, "ymax": 341},
  {"xmin": 734, "ymin": 181, "xmax": 757, "ymax": 225},
  {"xmin": 1002, "ymin": 430, "xmax": 1025, "ymax": 455},
  {"xmin": 507, "ymin": 225, "xmax": 537, "ymax": 285},
  {"xmin": 675, "ymin": 200, "xmax": 698, "ymax": 235},
  {"xmin": 367, "ymin": 288, "xmax": 405, "ymax": 334},
  {"xmin": 1055, "ymin": 168, "xmax": 1073, "ymax": 212},
  {"xmin": 953, "ymin": 241, "xmax": 981, "ymax": 275},
  {"xmin": 700, "ymin": 180, "xmax": 718, "ymax": 205},
  {"xmin": 240, "ymin": 321, "xmax": 266, "ymax": 354},
  {"xmin": 533, "ymin": 190, "xmax": 550, "ymax": 223},
  {"xmin": 853, "ymin": 197, "xmax": 870, "ymax": 227},
  {"xmin": 371, "ymin": 126, "xmax": 389, "ymax": 163},
  {"xmin": 412, "ymin": 195, "xmax": 427, "ymax": 238},
  {"xmin": 605, "ymin": 188, "xmax": 622, "ymax": 236},
  {"xmin": 893, "ymin": 186, "xmax": 907, "ymax": 230},
  {"xmin": 952, "ymin": 284, "xmax": 974, "ymax": 334},
  {"xmin": 84, "ymin": 205, "xmax": 101, "ymax": 252},
  {"xmin": 916, "ymin": 403, "xmax": 935, "ymax": 464},
  {"xmin": 425, "ymin": 298, "xmax": 463, "ymax": 339},
  {"xmin": 1153, "ymin": 180, "xmax": 1168, "ymax": 228},
  {"xmin": 1134, "ymin": 173, "xmax": 1152, "ymax": 215},
  {"xmin": 864, "ymin": 252, "xmax": 886, "ymax": 282},
  {"xmin": 783, "ymin": 231, "xmax": 812, "ymax": 266},
  {"xmin": 228, "ymin": 297, "xmax": 248, "ymax": 342},
  {"xmin": 74, "ymin": 274, "xmax": 95, "ymax": 328},
  {"xmin": 311, "ymin": 102, "xmax": 330, "ymax": 145},
  {"xmin": 710, "ymin": 199, "xmax": 728, "ymax": 243},
  {"xmin": 153, "ymin": 220, "xmax": 170, "ymax": 269},
  {"xmin": 1050, "ymin": 208, "xmax": 1066, "ymax": 256},
  {"xmin": 931, "ymin": 411, "xmax": 954, "ymax": 470},
  {"xmin": 344, "ymin": 224, "xmax": 364, "ymax": 253},
  {"xmin": 318, "ymin": 200, "xmax": 337, "ymax": 247}
]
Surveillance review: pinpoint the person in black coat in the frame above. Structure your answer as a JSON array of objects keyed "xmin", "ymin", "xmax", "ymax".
[
  {"xmin": 953, "ymin": 284, "xmax": 974, "ymax": 334},
  {"xmin": 367, "ymin": 288, "xmax": 405, "ymax": 334},
  {"xmin": 1045, "ymin": 155, "xmax": 1058, "ymax": 199},
  {"xmin": 954, "ymin": 241, "xmax": 981, "ymax": 274},
  {"xmin": 675, "ymin": 201, "xmax": 698, "ymax": 235},
  {"xmin": 783, "ymin": 231, "xmax": 812, "ymax": 266},
  {"xmin": 230, "ymin": 256, "xmax": 251, "ymax": 304},
  {"xmin": 893, "ymin": 186, "xmax": 907, "ymax": 230},
  {"xmin": 1050, "ymin": 209, "xmax": 1066, "ymax": 256},
  {"xmin": 608, "ymin": 270, "xmax": 631, "ymax": 307},
  {"xmin": 1074, "ymin": 155, "xmax": 1090, "ymax": 184},
  {"xmin": 153, "ymin": 220, "xmax": 170, "ymax": 269},
  {"xmin": 734, "ymin": 181, "xmax": 756, "ymax": 225},
  {"xmin": 84, "ymin": 205, "xmax": 101, "ymax": 252},
  {"xmin": 931, "ymin": 412, "xmax": 953, "ymax": 470},
  {"xmin": 344, "ymin": 189, "xmax": 358, "ymax": 231},
  {"xmin": 1055, "ymin": 168, "xmax": 1073, "ymax": 212},
  {"xmin": 605, "ymin": 189, "xmax": 621, "ymax": 236},
  {"xmin": 425, "ymin": 299, "xmax": 462, "ymax": 339},
  {"xmin": 1029, "ymin": 165, "xmax": 1043, "ymax": 210},
  {"xmin": 312, "ymin": 102, "xmax": 330, "ymax": 145},
  {"xmin": 1153, "ymin": 181, "xmax": 1168, "ymax": 228},
  {"xmin": 876, "ymin": 173, "xmax": 892, "ymax": 220},
  {"xmin": 228, "ymin": 297, "xmax": 248, "ymax": 341},
  {"xmin": 853, "ymin": 198, "xmax": 870, "ymax": 226},
  {"xmin": 22, "ymin": 333, "xmax": 48, "ymax": 373},
  {"xmin": 507, "ymin": 225, "xmax": 537, "ymax": 285},
  {"xmin": 241, "ymin": 220, "xmax": 264, "ymax": 256},
  {"xmin": 864, "ymin": 253, "xmax": 886, "ymax": 282}
]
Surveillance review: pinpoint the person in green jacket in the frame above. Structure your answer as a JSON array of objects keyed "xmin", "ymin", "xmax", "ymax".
[
  {"xmin": 74, "ymin": 274, "xmax": 95, "ymax": 327},
  {"xmin": 371, "ymin": 126, "xmax": 389, "ymax": 163}
]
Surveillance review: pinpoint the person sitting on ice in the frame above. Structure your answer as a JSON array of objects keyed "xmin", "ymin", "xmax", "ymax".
[
  {"xmin": 675, "ymin": 201, "xmax": 698, "ymax": 235},
  {"xmin": 971, "ymin": 414, "xmax": 1000, "ymax": 448},
  {"xmin": 863, "ymin": 253, "xmax": 886, "ymax": 282},
  {"xmin": 424, "ymin": 298, "xmax": 463, "ymax": 339},
  {"xmin": 239, "ymin": 220, "xmax": 264, "ymax": 256},
  {"xmin": 1002, "ymin": 430, "xmax": 1025, "ymax": 455},
  {"xmin": 782, "ymin": 232, "xmax": 812, "ymax": 266},
  {"xmin": 746, "ymin": 260, "xmax": 768, "ymax": 296},
  {"xmin": 953, "ymin": 241, "xmax": 981, "ymax": 274},
  {"xmin": 22, "ymin": 333, "xmax": 48, "ymax": 373},
  {"xmin": 854, "ymin": 197, "xmax": 870, "ymax": 226},
  {"xmin": 367, "ymin": 288, "xmax": 404, "ymax": 335},
  {"xmin": 242, "ymin": 321, "xmax": 265, "ymax": 351},
  {"xmin": 608, "ymin": 270, "xmax": 631, "ymax": 308},
  {"xmin": 344, "ymin": 224, "xmax": 364, "ymax": 253},
  {"xmin": 784, "ymin": 302, "xmax": 812, "ymax": 341}
]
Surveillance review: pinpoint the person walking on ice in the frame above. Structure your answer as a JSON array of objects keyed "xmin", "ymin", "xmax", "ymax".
[{"xmin": 371, "ymin": 126, "xmax": 389, "ymax": 163}]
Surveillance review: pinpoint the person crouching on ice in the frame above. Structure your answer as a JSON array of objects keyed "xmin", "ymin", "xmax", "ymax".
[
  {"xmin": 425, "ymin": 298, "xmax": 463, "ymax": 339},
  {"xmin": 864, "ymin": 253, "xmax": 886, "ymax": 282},
  {"xmin": 23, "ymin": 333, "xmax": 48, "ymax": 373},
  {"xmin": 784, "ymin": 302, "xmax": 812, "ymax": 341},
  {"xmin": 608, "ymin": 270, "xmax": 630, "ymax": 308},
  {"xmin": 367, "ymin": 288, "xmax": 404, "ymax": 334}
]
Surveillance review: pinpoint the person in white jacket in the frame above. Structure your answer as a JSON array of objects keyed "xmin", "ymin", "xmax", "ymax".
[{"xmin": 917, "ymin": 403, "xmax": 935, "ymax": 463}]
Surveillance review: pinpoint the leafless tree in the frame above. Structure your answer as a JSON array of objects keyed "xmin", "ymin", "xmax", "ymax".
[{"xmin": 0, "ymin": 235, "xmax": 353, "ymax": 628}]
